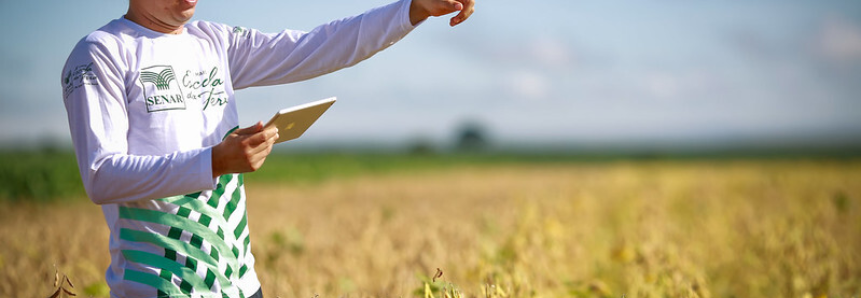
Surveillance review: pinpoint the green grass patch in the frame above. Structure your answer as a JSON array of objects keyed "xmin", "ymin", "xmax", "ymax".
[
  {"xmin": 4, "ymin": 149, "xmax": 858, "ymax": 203},
  {"xmin": 0, "ymin": 151, "xmax": 85, "ymax": 202},
  {"xmin": 246, "ymin": 152, "xmax": 529, "ymax": 184},
  {"xmin": 0, "ymin": 151, "xmax": 563, "ymax": 202}
]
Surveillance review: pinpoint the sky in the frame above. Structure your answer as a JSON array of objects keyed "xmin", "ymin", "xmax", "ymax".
[{"xmin": 1, "ymin": 0, "xmax": 861, "ymax": 151}]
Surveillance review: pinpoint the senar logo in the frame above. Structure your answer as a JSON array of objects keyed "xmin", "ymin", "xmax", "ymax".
[
  {"xmin": 139, "ymin": 65, "xmax": 186, "ymax": 112},
  {"xmin": 140, "ymin": 68, "xmax": 176, "ymax": 90}
]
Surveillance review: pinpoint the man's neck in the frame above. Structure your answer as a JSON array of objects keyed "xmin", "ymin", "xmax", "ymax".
[{"xmin": 124, "ymin": 10, "xmax": 184, "ymax": 34}]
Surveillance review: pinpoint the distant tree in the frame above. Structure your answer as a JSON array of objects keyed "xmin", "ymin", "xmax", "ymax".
[
  {"xmin": 407, "ymin": 137, "xmax": 436, "ymax": 155},
  {"xmin": 454, "ymin": 121, "xmax": 490, "ymax": 152}
]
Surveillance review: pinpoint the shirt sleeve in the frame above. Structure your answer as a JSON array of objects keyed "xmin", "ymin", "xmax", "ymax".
[
  {"xmin": 226, "ymin": 0, "xmax": 417, "ymax": 89},
  {"xmin": 62, "ymin": 36, "xmax": 216, "ymax": 205}
]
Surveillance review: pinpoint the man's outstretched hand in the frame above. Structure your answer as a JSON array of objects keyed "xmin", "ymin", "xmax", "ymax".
[
  {"xmin": 410, "ymin": 0, "xmax": 476, "ymax": 27},
  {"xmin": 211, "ymin": 122, "xmax": 279, "ymax": 178}
]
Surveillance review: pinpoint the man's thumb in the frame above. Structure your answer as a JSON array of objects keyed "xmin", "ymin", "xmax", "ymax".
[
  {"xmin": 234, "ymin": 121, "xmax": 264, "ymax": 135},
  {"xmin": 452, "ymin": 1, "xmax": 463, "ymax": 11}
]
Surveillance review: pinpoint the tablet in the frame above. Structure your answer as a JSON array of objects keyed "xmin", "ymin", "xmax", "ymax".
[{"xmin": 264, "ymin": 97, "xmax": 336, "ymax": 143}]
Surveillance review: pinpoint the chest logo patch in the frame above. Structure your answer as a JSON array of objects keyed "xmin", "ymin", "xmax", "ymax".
[{"xmin": 140, "ymin": 65, "xmax": 186, "ymax": 112}]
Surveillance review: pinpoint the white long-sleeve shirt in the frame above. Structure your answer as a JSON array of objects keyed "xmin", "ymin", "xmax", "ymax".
[{"xmin": 61, "ymin": 1, "xmax": 415, "ymax": 297}]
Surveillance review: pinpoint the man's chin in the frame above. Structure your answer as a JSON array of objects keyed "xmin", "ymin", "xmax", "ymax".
[
  {"xmin": 178, "ymin": 0, "xmax": 197, "ymax": 14},
  {"xmin": 177, "ymin": 9, "xmax": 196, "ymax": 23}
]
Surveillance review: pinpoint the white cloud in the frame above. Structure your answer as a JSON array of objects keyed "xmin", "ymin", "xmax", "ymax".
[
  {"xmin": 818, "ymin": 16, "xmax": 861, "ymax": 63},
  {"xmin": 529, "ymin": 36, "xmax": 575, "ymax": 70},
  {"xmin": 505, "ymin": 71, "xmax": 551, "ymax": 101},
  {"xmin": 643, "ymin": 73, "xmax": 680, "ymax": 100}
]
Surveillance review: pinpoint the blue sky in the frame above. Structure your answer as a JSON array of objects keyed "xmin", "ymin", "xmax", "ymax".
[{"xmin": 2, "ymin": 0, "xmax": 860, "ymax": 150}]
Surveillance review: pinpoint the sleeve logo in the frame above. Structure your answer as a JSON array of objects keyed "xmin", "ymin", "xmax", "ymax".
[
  {"xmin": 139, "ymin": 65, "xmax": 187, "ymax": 112},
  {"xmin": 62, "ymin": 62, "xmax": 99, "ymax": 99}
]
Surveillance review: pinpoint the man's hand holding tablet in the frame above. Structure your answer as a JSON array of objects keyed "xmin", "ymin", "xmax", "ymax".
[
  {"xmin": 264, "ymin": 97, "xmax": 337, "ymax": 144},
  {"xmin": 212, "ymin": 97, "xmax": 336, "ymax": 177}
]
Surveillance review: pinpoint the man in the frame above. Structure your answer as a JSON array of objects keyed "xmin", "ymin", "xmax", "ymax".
[{"xmin": 60, "ymin": 0, "xmax": 475, "ymax": 297}]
